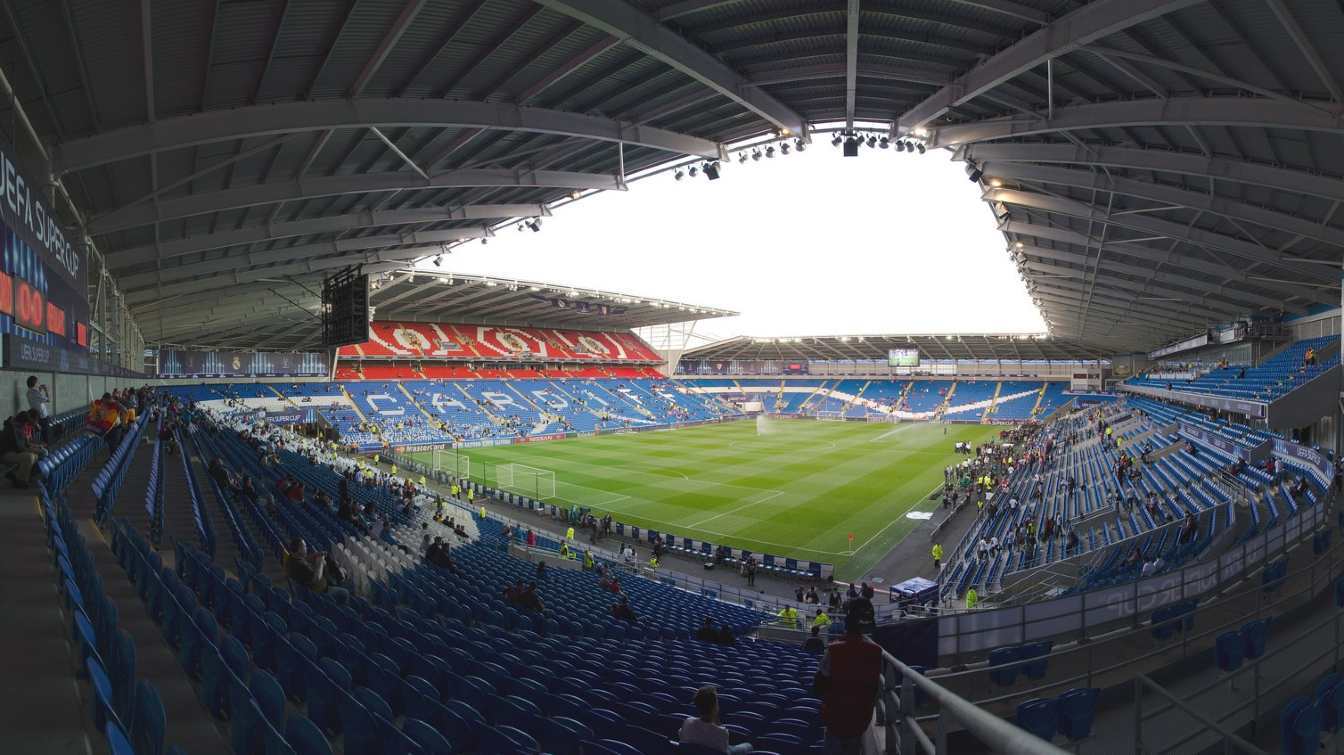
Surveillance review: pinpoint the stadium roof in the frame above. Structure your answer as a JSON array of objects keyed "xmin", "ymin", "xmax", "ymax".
[
  {"xmin": 682, "ymin": 333, "xmax": 1112, "ymax": 362},
  {"xmin": 3, "ymin": 0, "xmax": 1340, "ymax": 352},
  {"xmin": 144, "ymin": 270, "xmax": 734, "ymax": 347}
]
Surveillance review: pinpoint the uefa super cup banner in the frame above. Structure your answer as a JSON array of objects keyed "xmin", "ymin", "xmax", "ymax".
[{"xmin": 0, "ymin": 142, "xmax": 89, "ymax": 350}]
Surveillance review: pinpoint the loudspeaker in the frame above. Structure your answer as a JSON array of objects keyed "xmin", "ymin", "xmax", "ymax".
[{"xmin": 843, "ymin": 137, "xmax": 859, "ymax": 157}]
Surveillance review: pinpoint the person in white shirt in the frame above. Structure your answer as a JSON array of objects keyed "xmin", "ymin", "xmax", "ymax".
[
  {"xmin": 25, "ymin": 376, "xmax": 49, "ymax": 443},
  {"xmin": 678, "ymin": 686, "xmax": 752, "ymax": 754}
]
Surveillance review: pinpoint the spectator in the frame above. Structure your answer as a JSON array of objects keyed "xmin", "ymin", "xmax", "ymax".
[
  {"xmin": 284, "ymin": 538, "xmax": 348, "ymax": 604},
  {"xmin": 678, "ymin": 686, "xmax": 753, "ymax": 754},
  {"xmin": 426, "ymin": 537, "xmax": 458, "ymax": 573},
  {"xmin": 0, "ymin": 415, "xmax": 40, "ymax": 488},
  {"xmin": 25, "ymin": 376, "xmax": 49, "ymax": 443},
  {"xmin": 803, "ymin": 626, "xmax": 826, "ymax": 653},
  {"xmin": 610, "ymin": 594, "xmax": 636, "ymax": 623},
  {"xmin": 777, "ymin": 605, "xmax": 799, "ymax": 629},
  {"xmin": 814, "ymin": 598, "xmax": 882, "ymax": 754}
]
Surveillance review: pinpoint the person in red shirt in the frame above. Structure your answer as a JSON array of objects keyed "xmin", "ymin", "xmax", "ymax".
[{"xmin": 814, "ymin": 598, "xmax": 883, "ymax": 753}]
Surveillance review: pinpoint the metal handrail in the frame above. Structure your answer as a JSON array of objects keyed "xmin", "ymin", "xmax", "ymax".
[
  {"xmin": 1133, "ymin": 674, "xmax": 1265, "ymax": 754},
  {"xmin": 879, "ymin": 648, "xmax": 1069, "ymax": 755}
]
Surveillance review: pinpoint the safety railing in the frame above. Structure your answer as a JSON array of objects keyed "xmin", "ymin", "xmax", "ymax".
[
  {"xmin": 919, "ymin": 504, "xmax": 1339, "ymax": 718},
  {"xmin": 880, "ymin": 648, "xmax": 1068, "ymax": 755},
  {"xmin": 1133, "ymin": 674, "xmax": 1264, "ymax": 754},
  {"xmin": 1134, "ymin": 602, "xmax": 1344, "ymax": 753}
]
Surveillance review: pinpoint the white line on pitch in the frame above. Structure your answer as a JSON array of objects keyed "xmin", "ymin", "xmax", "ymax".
[
  {"xmin": 687, "ymin": 489, "xmax": 785, "ymax": 529},
  {"xmin": 846, "ymin": 481, "xmax": 946, "ymax": 559},
  {"xmin": 872, "ymin": 423, "xmax": 914, "ymax": 442}
]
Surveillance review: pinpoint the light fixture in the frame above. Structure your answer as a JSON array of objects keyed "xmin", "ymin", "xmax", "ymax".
[
  {"xmin": 703, "ymin": 161, "xmax": 720, "ymax": 180},
  {"xmin": 879, "ymin": 137, "xmax": 889, "ymax": 149},
  {"xmin": 780, "ymin": 142, "xmax": 790, "ymax": 155},
  {"xmin": 569, "ymin": 191, "xmax": 582, "ymax": 200},
  {"xmin": 795, "ymin": 138, "xmax": 806, "ymax": 152},
  {"xmin": 738, "ymin": 152, "xmax": 747, "ymax": 164},
  {"xmin": 990, "ymin": 178, "xmax": 1003, "ymax": 188},
  {"xmin": 526, "ymin": 218, "xmax": 542, "ymax": 232},
  {"xmin": 688, "ymin": 165, "xmax": 698, "ymax": 177},
  {"xmin": 831, "ymin": 134, "xmax": 843, "ymax": 146},
  {"xmin": 866, "ymin": 136, "xmax": 877, "ymax": 148},
  {"xmin": 674, "ymin": 169, "xmax": 684, "ymax": 181},
  {"xmin": 967, "ymin": 162, "xmax": 983, "ymax": 182},
  {"xmin": 765, "ymin": 146, "xmax": 775, "ymax": 158},
  {"xmin": 433, "ymin": 255, "xmax": 442, "ymax": 267},
  {"xmin": 916, "ymin": 143, "xmax": 926, "ymax": 154},
  {"xmin": 752, "ymin": 150, "xmax": 762, "ymax": 161},
  {"xmin": 895, "ymin": 140, "xmax": 905, "ymax": 152}
]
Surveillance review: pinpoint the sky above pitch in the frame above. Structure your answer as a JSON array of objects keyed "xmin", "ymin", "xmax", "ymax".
[{"xmin": 431, "ymin": 137, "xmax": 1047, "ymax": 340}]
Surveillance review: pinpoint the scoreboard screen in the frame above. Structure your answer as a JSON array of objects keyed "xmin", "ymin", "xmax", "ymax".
[{"xmin": 888, "ymin": 348, "xmax": 920, "ymax": 367}]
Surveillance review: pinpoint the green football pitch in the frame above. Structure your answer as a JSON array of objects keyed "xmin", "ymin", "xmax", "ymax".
[{"xmin": 409, "ymin": 419, "xmax": 1004, "ymax": 580}]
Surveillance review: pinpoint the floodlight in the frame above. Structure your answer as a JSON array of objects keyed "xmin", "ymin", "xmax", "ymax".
[
  {"xmin": 433, "ymin": 255, "xmax": 442, "ymax": 267},
  {"xmin": 843, "ymin": 136, "xmax": 859, "ymax": 157},
  {"xmin": 879, "ymin": 137, "xmax": 889, "ymax": 149},
  {"xmin": 895, "ymin": 140, "xmax": 905, "ymax": 152},
  {"xmin": 765, "ymin": 146, "xmax": 775, "ymax": 158},
  {"xmin": 866, "ymin": 136, "xmax": 877, "ymax": 148},
  {"xmin": 752, "ymin": 150, "xmax": 762, "ymax": 161},
  {"xmin": 689, "ymin": 165, "xmax": 698, "ymax": 177},
  {"xmin": 832, "ymin": 134, "xmax": 843, "ymax": 146},
  {"xmin": 738, "ymin": 152, "xmax": 747, "ymax": 164},
  {"xmin": 703, "ymin": 161, "xmax": 720, "ymax": 180},
  {"xmin": 780, "ymin": 142, "xmax": 790, "ymax": 155},
  {"xmin": 795, "ymin": 139, "xmax": 806, "ymax": 151},
  {"xmin": 916, "ymin": 143, "xmax": 926, "ymax": 154},
  {"xmin": 674, "ymin": 170, "xmax": 684, "ymax": 181}
]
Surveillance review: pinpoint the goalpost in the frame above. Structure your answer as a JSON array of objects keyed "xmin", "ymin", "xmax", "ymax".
[
  {"xmin": 866, "ymin": 413, "xmax": 898, "ymax": 423},
  {"xmin": 497, "ymin": 463, "xmax": 557, "ymax": 500},
  {"xmin": 432, "ymin": 448, "xmax": 469, "ymax": 478},
  {"xmin": 816, "ymin": 411, "xmax": 847, "ymax": 422}
]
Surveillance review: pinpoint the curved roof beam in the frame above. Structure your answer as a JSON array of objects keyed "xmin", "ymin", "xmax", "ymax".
[
  {"xmin": 1000, "ymin": 219, "xmax": 1332, "ymax": 305},
  {"xmin": 984, "ymin": 162, "xmax": 1344, "ymax": 248},
  {"xmin": 932, "ymin": 96, "xmax": 1344, "ymax": 147},
  {"xmin": 897, "ymin": 0, "xmax": 1202, "ymax": 131},
  {"xmin": 107, "ymin": 204, "xmax": 536, "ymax": 268},
  {"xmin": 116, "ymin": 232, "xmax": 494, "ymax": 294},
  {"xmin": 125, "ymin": 244, "xmax": 443, "ymax": 306},
  {"xmin": 532, "ymin": 0, "xmax": 805, "ymax": 135},
  {"xmin": 119, "ymin": 228, "xmax": 488, "ymax": 293},
  {"xmin": 987, "ymin": 188, "xmax": 1333, "ymax": 283},
  {"xmin": 88, "ymin": 169, "xmax": 614, "ymax": 236},
  {"xmin": 1021, "ymin": 258, "xmax": 1250, "ymax": 317},
  {"xmin": 964, "ymin": 143, "xmax": 1344, "ymax": 203},
  {"xmin": 1015, "ymin": 243, "xmax": 1289, "ymax": 311},
  {"xmin": 52, "ymin": 99, "xmax": 722, "ymax": 175}
]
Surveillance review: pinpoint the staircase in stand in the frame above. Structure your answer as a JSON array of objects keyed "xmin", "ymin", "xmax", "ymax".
[{"xmin": 981, "ymin": 382, "xmax": 1004, "ymax": 423}]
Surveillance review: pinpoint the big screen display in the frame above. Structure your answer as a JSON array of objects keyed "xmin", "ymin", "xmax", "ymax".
[
  {"xmin": 888, "ymin": 348, "xmax": 920, "ymax": 367},
  {"xmin": 0, "ymin": 141, "xmax": 89, "ymax": 350},
  {"xmin": 158, "ymin": 350, "xmax": 328, "ymax": 378}
]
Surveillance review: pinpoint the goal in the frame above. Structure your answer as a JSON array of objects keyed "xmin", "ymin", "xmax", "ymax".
[
  {"xmin": 432, "ymin": 448, "xmax": 469, "ymax": 478},
  {"xmin": 497, "ymin": 463, "xmax": 557, "ymax": 499},
  {"xmin": 866, "ymin": 413, "xmax": 898, "ymax": 423},
  {"xmin": 816, "ymin": 411, "xmax": 847, "ymax": 422}
]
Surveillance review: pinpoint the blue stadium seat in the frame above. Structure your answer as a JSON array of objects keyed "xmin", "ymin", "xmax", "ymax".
[
  {"xmin": 1056, "ymin": 688, "xmax": 1099, "ymax": 743},
  {"xmin": 283, "ymin": 715, "xmax": 332, "ymax": 755},
  {"xmin": 1015, "ymin": 698, "xmax": 1057, "ymax": 742}
]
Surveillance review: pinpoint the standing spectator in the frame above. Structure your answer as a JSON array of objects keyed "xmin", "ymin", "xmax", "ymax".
[
  {"xmin": 813, "ymin": 598, "xmax": 882, "ymax": 754},
  {"xmin": 25, "ymin": 376, "xmax": 50, "ymax": 443},
  {"xmin": 931, "ymin": 543, "xmax": 943, "ymax": 571}
]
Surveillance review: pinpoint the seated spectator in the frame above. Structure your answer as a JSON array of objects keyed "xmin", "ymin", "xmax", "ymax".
[
  {"xmin": 284, "ymin": 538, "xmax": 348, "ymax": 603},
  {"xmin": 517, "ymin": 582, "xmax": 544, "ymax": 613},
  {"xmin": 696, "ymin": 617, "xmax": 719, "ymax": 643},
  {"xmin": 0, "ymin": 414, "xmax": 40, "ymax": 488},
  {"xmin": 610, "ymin": 594, "xmax": 637, "ymax": 623},
  {"xmin": 679, "ymin": 686, "xmax": 752, "ymax": 754},
  {"xmin": 1178, "ymin": 513, "xmax": 1198, "ymax": 544},
  {"xmin": 208, "ymin": 457, "xmax": 242, "ymax": 494},
  {"xmin": 426, "ymin": 537, "xmax": 458, "ymax": 573},
  {"xmin": 313, "ymin": 489, "xmax": 332, "ymax": 510}
]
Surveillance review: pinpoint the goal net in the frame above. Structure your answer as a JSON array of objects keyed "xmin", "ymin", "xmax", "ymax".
[
  {"xmin": 497, "ymin": 463, "xmax": 557, "ymax": 499},
  {"xmin": 816, "ymin": 411, "xmax": 847, "ymax": 422},
  {"xmin": 432, "ymin": 448, "xmax": 469, "ymax": 478},
  {"xmin": 866, "ymin": 413, "xmax": 898, "ymax": 423}
]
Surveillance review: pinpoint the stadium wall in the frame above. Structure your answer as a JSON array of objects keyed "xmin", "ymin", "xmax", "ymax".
[{"xmin": 0, "ymin": 368, "xmax": 146, "ymax": 419}]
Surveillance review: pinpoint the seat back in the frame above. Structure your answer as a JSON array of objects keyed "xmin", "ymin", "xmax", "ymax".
[
  {"xmin": 1215, "ymin": 631, "xmax": 1244, "ymax": 673},
  {"xmin": 131, "ymin": 680, "xmax": 165, "ymax": 755}
]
